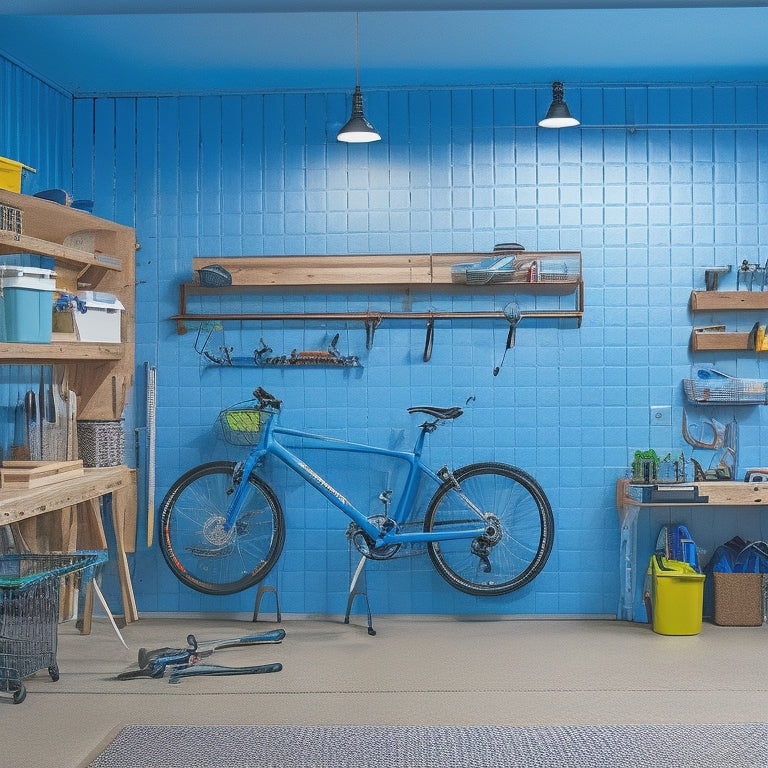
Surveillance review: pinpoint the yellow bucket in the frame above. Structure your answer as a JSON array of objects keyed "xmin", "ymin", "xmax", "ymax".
[
  {"xmin": 650, "ymin": 555, "xmax": 705, "ymax": 636},
  {"xmin": 0, "ymin": 157, "xmax": 36, "ymax": 193}
]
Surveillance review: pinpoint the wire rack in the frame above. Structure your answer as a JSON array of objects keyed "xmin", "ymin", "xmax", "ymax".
[{"xmin": 683, "ymin": 377, "xmax": 768, "ymax": 405}]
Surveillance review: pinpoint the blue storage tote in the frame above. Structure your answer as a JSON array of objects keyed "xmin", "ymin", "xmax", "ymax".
[{"xmin": 0, "ymin": 266, "xmax": 56, "ymax": 343}]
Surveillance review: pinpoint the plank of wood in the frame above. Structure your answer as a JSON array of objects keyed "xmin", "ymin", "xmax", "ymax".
[
  {"xmin": 690, "ymin": 330, "xmax": 750, "ymax": 351},
  {"xmin": 193, "ymin": 255, "xmax": 433, "ymax": 286},
  {"xmin": 691, "ymin": 290, "xmax": 768, "ymax": 311},
  {"xmin": 0, "ymin": 465, "xmax": 130, "ymax": 526},
  {"xmin": 0, "ymin": 460, "xmax": 84, "ymax": 489}
]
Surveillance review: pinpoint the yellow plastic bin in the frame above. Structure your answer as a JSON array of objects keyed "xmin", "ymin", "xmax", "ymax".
[
  {"xmin": 650, "ymin": 555, "xmax": 705, "ymax": 636},
  {"xmin": 0, "ymin": 157, "xmax": 36, "ymax": 193}
]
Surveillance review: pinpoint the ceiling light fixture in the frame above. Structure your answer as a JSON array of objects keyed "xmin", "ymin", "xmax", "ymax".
[
  {"xmin": 538, "ymin": 81, "xmax": 580, "ymax": 129},
  {"xmin": 337, "ymin": 13, "xmax": 381, "ymax": 143}
]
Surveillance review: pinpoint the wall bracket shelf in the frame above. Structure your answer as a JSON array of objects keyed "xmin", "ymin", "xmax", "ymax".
[{"xmin": 172, "ymin": 252, "xmax": 584, "ymax": 337}]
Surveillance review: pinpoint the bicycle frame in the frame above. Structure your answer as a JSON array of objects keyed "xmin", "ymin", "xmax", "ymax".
[{"xmin": 224, "ymin": 410, "xmax": 489, "ymax": 548}]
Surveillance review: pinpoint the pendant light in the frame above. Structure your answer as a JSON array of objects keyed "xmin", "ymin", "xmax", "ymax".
[
  {"xmin": 538, "ymin": 81, "xmax": 580, "ymax": 128},
  {"xmin": 337, "ymin": 13, "xmax": 381, "ymax": 143}
]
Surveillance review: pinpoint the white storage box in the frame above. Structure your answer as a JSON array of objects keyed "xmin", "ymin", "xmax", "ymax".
[{"xmin": 74, "ymin": 291, "xmax": 124, "ymax": 343}]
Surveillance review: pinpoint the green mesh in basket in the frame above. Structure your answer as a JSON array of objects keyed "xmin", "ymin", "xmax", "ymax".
[{"xmin": 217, "ymin": 407, "xmax": 269, "ymax": 445}]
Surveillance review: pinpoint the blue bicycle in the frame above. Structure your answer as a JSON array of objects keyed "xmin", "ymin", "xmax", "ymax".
[{"xmin": 159, "ymin": 388, "xmax": 554, "ymax": 597}]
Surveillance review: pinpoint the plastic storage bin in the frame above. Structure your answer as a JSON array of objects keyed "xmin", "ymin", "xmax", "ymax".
[
  {"xmin": 0, "ymin": 157, "xmax": 35, "ymax": 193},
  {"xmin": 73, "ymin": 291, "xmax": 124, "ymax": 342},
  {"xmin": 0, "ymin": 266, "xmax": 56, "ymax": 343},
  {"xmin": 650, "ymin": 555, "xmax": 705, "ymax": 635}
]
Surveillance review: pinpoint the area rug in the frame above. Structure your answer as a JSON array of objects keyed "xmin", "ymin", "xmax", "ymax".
[{"xmin": 85, "ymin": 723, "xmax": 766, "ymax": 767}]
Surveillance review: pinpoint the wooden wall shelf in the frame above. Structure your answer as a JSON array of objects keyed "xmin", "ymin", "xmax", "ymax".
[
  {"xmin": 691, "ymin": 290, "xmax": 768, "ymax": 312},
  {"xmin": 175, "ymin": 252, "xmax": 584, "ymax": 334},
  {"xmin": 690, "ymin": 330, "xmax": 751, "ymax": 352},
  {"xmin": 689, "ymin": 290, "xmax": 768, "ymax": 351}
]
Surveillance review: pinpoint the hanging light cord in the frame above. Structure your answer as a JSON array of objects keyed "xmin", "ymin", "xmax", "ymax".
[{"xmin": 354, "ymin": 12, "xmax": 360, "ymax": 88}]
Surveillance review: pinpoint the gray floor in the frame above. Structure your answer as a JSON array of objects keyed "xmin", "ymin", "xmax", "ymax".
[{"xmin": 3, "ymin": 614, "xmax": 767, "ymax": 768}]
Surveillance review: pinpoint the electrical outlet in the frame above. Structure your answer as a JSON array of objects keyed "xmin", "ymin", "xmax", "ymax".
[{"xmin": 650, "ymin": 405, "xmax": 671, "ymax": 426}]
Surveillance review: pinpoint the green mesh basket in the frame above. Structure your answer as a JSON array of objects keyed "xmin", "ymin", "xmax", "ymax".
[{"xmin": 216, "ymin": 405, "xmax": 272, "ymax": 446}]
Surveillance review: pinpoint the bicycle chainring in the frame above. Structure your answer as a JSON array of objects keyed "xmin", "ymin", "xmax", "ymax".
[{"xmin": 346, "ymin": 516, "xmax": 401, "ymax": 560}]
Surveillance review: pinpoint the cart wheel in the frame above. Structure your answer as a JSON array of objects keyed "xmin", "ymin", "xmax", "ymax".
[
  {"xmin": 12, "ymin": 684, "xmax": 26, "ymax": 704},
  {"xmin": 48, "ymin": 665, "xmax": 59, "ymax": 682}
]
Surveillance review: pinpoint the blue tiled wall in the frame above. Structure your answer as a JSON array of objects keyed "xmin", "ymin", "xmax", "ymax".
[{"xmin": 5, "ymin": 54, "xmax": 768, "ymax": 618}]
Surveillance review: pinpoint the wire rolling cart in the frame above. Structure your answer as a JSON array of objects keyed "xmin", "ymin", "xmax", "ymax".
[{"xmin": 0, "ymin": 551, "xmax": 106, "ymax": 704}]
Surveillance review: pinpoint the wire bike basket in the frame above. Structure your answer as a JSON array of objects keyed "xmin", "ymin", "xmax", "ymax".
[
  {"xmin": 216, "ymin": 402, "xmax": 275, "ymax": 446},
  {"xmin": 0, "ymin": 551, "xmax": 106, "ymax": 704}
]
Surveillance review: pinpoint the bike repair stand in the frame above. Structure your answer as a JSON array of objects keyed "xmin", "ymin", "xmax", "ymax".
[
  {"xmin": 344, "ymin": 554, "xmax": 376, "ymax": 636},
  {"xmin": 252, "ymin": 580, "xmax": 282, "ymax": 623}
]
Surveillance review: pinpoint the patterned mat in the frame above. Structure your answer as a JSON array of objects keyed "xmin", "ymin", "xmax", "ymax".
[{"xmin": 86, "ymin": 723, "xmax": 766, "ymax": 767}]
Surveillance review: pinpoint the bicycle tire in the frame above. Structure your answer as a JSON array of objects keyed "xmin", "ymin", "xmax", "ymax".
[
  {"xmin": 159, "ymin": 461, "xmax": 285, "ymax": 596},
  {"xmin": 424, "ymin": 462, "xmax": 554, "ymax": 596}
]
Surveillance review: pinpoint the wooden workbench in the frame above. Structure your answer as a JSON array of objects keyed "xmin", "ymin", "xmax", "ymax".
[
  {"xmin": 0, "ymin": 465, "xmax": 138, "ymax": 630},
  {"xmin": 616, "ymin": 478, "xmax": 768, "ymax": 622}
]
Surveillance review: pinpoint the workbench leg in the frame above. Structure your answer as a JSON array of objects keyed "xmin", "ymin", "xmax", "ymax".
[
  {"xmin": 76, "ymin": 499, "xmax": 108, "ymax": 634},
  {"xmin": 110, "ymin": 488, "xmax": 139, "ymax": 623}
]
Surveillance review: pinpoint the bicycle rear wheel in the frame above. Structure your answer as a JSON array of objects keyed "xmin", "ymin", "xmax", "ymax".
[
  {"xmin": 424, "ymin": 462, "xmax": 554, "ymax": 596},
  {"xmin": 159, "ymin": 461, "xmax": 285, "ymax": 595}
]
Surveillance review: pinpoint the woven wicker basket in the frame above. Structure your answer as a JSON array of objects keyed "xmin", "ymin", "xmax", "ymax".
[
  {"xmin": 712, "ymin": 572, "xmax": 763, "ymax": 626},
  {"xmin": 76, "ymin": 420, "xmax": 125, "ymax": 467}
]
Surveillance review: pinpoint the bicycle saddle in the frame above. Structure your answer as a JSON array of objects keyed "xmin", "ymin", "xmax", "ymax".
[{"xmin": 407, "ymin": 406, "xmax": 463, "ymax": 420}]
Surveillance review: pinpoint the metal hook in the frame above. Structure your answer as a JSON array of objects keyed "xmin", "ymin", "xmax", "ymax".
[
  {"xmin": 365, "ymin": 315, "xmax": 382, "ymax": 350},
  {"xmin": 423, "ymin": 319, "xmax": 434, "ymax": 362}
]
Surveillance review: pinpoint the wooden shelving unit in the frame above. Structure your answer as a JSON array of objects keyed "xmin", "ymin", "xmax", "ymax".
[
  {"xmin": 173, "ymin": 251, "xmax": 584, "ymax": 334},
  {"xmin": 0, "ymin": 189, "xmax": 138, "ymax": 625},
  {"xmin": 690, "ymin": 290, "xmax": 768, "ymax": 352}
]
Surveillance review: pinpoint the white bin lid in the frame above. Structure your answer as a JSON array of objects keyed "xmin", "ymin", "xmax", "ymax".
[{"xmin": 0, "ymin": 265, "xmax": 56, "ymax": 279}]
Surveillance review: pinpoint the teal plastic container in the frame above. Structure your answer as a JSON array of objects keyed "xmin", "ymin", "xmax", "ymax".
[{"xmin": 0, "ymin": 267, "xmax": 56, "ymax": 343}]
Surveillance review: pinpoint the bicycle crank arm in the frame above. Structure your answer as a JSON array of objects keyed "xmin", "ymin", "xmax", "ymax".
[{"xmin": 168, "ymin": 662, "xmax": 283, "ymax": 683}]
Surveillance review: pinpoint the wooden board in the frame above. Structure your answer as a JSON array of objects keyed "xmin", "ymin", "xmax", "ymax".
[
  {"xmin": 0, "ymin": 460, "xmax": 84, "ymax": 489},
  {"xmin": 691, "ymin": 290, "xmax": 768, "ymax": 311},
  {"xmin": 193, "ymin": 255, "xmax": 433, "ymax": 286},
  {"xmin": 690, "ymin": 330, "xmax": 750, "ymax": 351}
]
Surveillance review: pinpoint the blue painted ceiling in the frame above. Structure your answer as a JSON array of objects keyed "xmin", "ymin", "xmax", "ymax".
[{"xmin": 0, "ymin": 2, "xmax": 767, "ymax": 95}]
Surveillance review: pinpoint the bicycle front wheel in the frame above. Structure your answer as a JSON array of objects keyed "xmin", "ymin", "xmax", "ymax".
[
  {"xmin": 424, "ymin": 462, "xmax": 554, "ymax": 596},
  {"xmin": 159, "ymin": 461, "xmax": 285, "ymax": 596}
]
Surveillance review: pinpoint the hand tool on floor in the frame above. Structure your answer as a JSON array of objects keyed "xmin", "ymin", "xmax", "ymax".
[
  {"xmin": 116, "ymin": 628, "xmax": 286, "ymax": 679},
  {"xmin": 168, "ymin": 662, "xmax": 282, "ymax": 683}
]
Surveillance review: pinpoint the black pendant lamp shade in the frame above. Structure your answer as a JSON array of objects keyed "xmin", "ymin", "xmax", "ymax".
[{"xmin": 538, "ymin": 81, "xmax": 580, "ymax": 128}]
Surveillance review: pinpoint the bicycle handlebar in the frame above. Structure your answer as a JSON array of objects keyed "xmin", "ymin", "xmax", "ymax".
[{"xmin": 253, "ymin": 387, "xmax": 283, "ymax": 410}]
